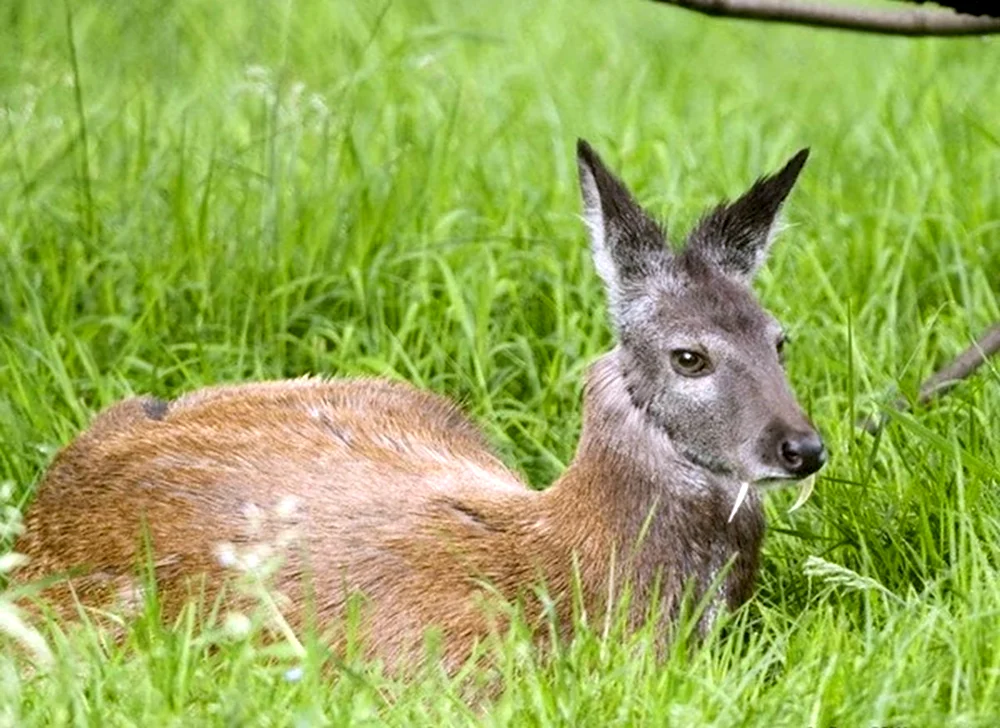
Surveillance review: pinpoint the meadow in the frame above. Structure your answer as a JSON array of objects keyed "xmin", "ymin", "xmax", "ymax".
[{"xmin": 1, "ymin": 0, "xmax": 999, "ymax": 724}]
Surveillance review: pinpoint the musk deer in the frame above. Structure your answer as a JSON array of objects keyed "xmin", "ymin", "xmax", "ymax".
[{"xmin": 14, "ymin": 140, "xmax": 825, "ymax": 671}]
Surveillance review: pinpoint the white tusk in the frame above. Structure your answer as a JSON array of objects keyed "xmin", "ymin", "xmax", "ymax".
[
  {"xmin": 728, "ymin": 481, "xmax": 751, "ymax": 524},
  {"xmin": 788, "ymin": 475, "xmax": 817, "ymax": 513}
]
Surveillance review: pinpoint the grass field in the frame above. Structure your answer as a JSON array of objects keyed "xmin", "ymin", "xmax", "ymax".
[{"xmin": 2, "ymin": 0, "xmax": 1000, "ymax": 724}]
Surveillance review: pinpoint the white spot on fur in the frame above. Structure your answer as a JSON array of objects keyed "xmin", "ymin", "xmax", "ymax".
[
  {"xmin": 115, "ymin": 579, "xmax": 145, "ymax": 615},
  {"xmin": 215, "ymin": 542, "xmax": 238, "ymax": 568},
  {"xmin": 275, "ymin": 495, "xmax": 301, "ymax": 519}
]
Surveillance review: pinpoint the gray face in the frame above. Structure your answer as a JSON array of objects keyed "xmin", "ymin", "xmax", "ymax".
[{"xmin": 577, "ymin": 140, "xmax": 825, "ymax": 484}]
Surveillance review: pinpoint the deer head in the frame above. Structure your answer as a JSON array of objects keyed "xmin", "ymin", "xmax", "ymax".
[{"xmin": 577, "ymin": 140, "xmax": 825, "ymax": 496}]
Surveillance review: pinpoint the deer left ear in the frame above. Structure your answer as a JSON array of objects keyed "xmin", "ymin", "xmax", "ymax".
[
  {"xmin": 686, "ymin": 149, "xmax": 809, "ymax": 282},
  {"xmin": 576, "ymin": 139, "xmax": 670, "ymax": 329}
]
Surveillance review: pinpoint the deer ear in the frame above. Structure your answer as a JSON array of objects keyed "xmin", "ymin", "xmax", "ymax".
[
  {"xmin": 686, "ymin": 149, "xmax": 809, "ymax": 282},
  {"xmin": 577, "ymin": 139, "xmax": 669, "ymax": 324}
]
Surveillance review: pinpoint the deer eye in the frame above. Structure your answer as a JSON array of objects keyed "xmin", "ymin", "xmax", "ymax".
[{"xmin": 670, "ymin": 350, "xmax": 711, "ymax": 377}]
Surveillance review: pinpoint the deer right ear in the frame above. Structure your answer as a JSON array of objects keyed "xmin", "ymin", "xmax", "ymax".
[
  {"xmin": 686, "ymin": 149, "xmax": 809, "ymax": 282},
  {"xmin": 576, "ymin": 139, "xmax": 669, "ymax": 324}
]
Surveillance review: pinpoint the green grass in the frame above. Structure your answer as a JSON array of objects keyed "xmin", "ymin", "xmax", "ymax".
[{"xmin": 2, "ymin": 0, "xmax": 1000, "ymax": 723}]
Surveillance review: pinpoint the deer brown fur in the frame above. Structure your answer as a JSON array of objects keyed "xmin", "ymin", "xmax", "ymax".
[{"xmin": 14, "ymin": 140, "xmax": 826, "ymax": 671}]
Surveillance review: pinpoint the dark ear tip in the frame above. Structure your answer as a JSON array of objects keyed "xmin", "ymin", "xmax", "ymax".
[
  {"xmin": 576, "ymin": 138, "xmax": 599, "ymax": 166},
  {"xmin": 786, "ymin": 147, "xmax": 810, "ymax": 173},
  {"xmin": 766, "ymin": 147, "xmax": 809, "ymax": 190}
]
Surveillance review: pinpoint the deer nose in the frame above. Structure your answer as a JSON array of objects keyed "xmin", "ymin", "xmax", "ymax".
[{"xmin": 778, "ymin": 432, "xmax": 827, "ymax": 477}]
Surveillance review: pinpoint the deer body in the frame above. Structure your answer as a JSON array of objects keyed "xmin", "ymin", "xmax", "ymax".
[{"xmin": 15, "ymin": 141, "xmax": 825, "ymax": 670}]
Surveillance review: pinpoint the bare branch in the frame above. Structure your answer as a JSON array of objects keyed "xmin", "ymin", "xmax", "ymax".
[
  {"xmin": 916, "ymin": 324, "xmax": 1000, "ymax": 402},
  {"xmin": 652, "ymin": 0, "xmax": 1000, "ymax": 36},
  {"xmin": 860, "ymin": 323, "xmax": 1000, "ymax": 434},
  {"xmin": 902, "ymin": 0, "xmax": 999, "ymax": 19}
]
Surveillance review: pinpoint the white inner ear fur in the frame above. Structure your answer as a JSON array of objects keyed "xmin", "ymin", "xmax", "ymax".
[
  {"xmin": 578, "ymin": 164, "xmax": 620, "ymax": 303},
  {"xmin": 746, "ymin": 215, "xmax": 791, "ymax": 278}
]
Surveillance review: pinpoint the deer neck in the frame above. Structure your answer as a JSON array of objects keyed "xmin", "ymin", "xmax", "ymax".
[{"xmin": 538, "ymin": 349, "xmax": 766, "ymax": 614}]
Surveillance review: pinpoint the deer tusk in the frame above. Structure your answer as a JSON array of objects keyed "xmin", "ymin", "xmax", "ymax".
[
  {"xmin": 788, "ymin": 475, "xmax": 817, "ymax": 513},
  {"xmin": 728, "ymin": 481, "xmax": 751, "ymax": 523}
]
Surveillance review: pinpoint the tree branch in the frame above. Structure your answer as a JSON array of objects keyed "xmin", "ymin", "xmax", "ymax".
[
  {"xmin": 903, "ymin": 1, "xmax": 999, "ymax": 19},
  {"xmin": 651, "ymin": 0, "xmax": 1000, "ymax": 36},
  {"xmin": 860, "ymin": 323, "xmax": 1000, "ymax": 434}
]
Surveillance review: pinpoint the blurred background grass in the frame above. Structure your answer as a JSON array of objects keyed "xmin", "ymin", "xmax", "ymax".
[{"xmin": 1, "ymin": 0, "xmax": 999, "ymax": 724}]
